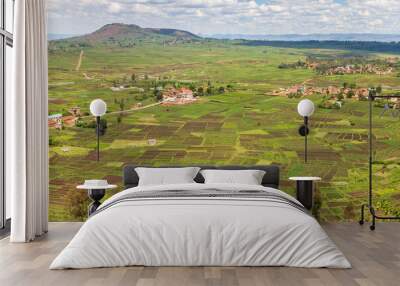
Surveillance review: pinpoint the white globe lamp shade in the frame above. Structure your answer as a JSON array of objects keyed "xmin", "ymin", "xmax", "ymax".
[
  {"xmin": 297, "ymin": 99, "xmax": 315, "ymax": 117},
  {"xmin": 90, "ymin": 99, "xmax": 107, "ymax": 117}
]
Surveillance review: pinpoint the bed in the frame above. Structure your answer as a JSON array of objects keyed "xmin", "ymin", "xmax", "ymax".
[{"xmin": 50, "ymin": 165, "xmax": 350, "ymax": 269}]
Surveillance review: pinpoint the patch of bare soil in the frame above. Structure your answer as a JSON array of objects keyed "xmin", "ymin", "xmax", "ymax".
[
  {"xmin": 49, "ymin": 98, "xmax": 67, "ymax": 104},
  {"xmin": 76, "ymin": 50, "xmax": 84, "ymax": 71},
  {"xmin": 103, "ymin": 175, "xmax": 122, "ymax": 185}
]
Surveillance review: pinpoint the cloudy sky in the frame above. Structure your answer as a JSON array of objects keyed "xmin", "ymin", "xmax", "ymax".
[{"xmin": 48, "ymin": 0, "xmax": 400, "ymax": 36}]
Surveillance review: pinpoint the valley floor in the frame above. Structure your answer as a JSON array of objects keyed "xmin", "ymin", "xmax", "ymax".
[{"xmin": 0, "ymin": 222, "xmax": 399, "ymax": 286}]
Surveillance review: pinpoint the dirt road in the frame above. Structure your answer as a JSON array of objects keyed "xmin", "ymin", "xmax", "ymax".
[
  {"xmin": 76, "ymin": 50, "xmax": 84, "ymax": 71},
  {"xmin": 80, "ymin": 102, "xmax": 162, "ymax": 119}
]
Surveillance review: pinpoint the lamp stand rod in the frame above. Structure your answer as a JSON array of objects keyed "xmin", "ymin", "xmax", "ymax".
[
  {"xmin": 304, "ymin": 116, "xmax": 308, "ymax": 163},
  {"xmin": 96, "ymin": 116, "xmax": 100, "ymax": 161}
]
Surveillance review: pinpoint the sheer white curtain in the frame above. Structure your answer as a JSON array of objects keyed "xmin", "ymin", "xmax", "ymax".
[{"xmin": 8, "ymin": 0, "xmax": 49, "ymax": 242}]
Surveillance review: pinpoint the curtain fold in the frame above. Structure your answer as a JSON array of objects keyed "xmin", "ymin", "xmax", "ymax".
[{"xmin": 9, "ymin": 0, "xmax": 49, "ymax": 242}]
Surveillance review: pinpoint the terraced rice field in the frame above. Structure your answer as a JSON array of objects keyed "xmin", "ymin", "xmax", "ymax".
[{"xmin": 48, "ymin": 42, "xmax": 400, "ymax": 221}]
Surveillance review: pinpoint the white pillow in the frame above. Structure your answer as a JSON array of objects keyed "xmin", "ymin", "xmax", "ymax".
[
  {"xmin": 200, "ymin": 169, "xmax": 266, "ymax": 185},
  {"xmin": 135, "ymin": 167, "xmax": 200, "ymax": 186}
]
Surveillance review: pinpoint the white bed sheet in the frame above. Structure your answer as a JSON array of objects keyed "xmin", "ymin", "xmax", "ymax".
[{"xmin": 50, "ymin": 183, "xmax": 351, "ymax": 269}]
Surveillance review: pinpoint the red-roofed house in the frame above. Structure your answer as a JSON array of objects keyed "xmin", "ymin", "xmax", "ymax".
[{"xmin": 162, "ymin": 88, "xmax": 196, "ymax": 105}]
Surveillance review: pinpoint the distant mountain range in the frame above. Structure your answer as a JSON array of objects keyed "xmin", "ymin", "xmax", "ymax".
[
  {"xmin": 48, "ymin": 24, "xmax": 400, "ymax": 54},
  {"xmin": 209, "ymin": 33, "xmax": 400, "ymax": 42},
  {"xmin": 48, "ymin": 34, "xmax": 79, "ymax": 41},
  {"xmin": 49, "ymin": 24, "xmax": 400, "ymax": 44}
]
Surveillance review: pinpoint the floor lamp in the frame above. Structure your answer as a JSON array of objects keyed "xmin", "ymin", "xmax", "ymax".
[
  {"xmin": 359, "ymin": 90, "xmax": 400, "ymax": 230},
  {"xmin": 297, "ymin": 99, "xmax": 315, "ymax": 163},
  {"xmin": 90, "ymin": 99, "xmax": 107, "ymax": 161}
]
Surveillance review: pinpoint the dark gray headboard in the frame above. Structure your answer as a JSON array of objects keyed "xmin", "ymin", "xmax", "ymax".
[{"xmin": 123, "ymin": 165, "xmax": 280, "ymax": 189}]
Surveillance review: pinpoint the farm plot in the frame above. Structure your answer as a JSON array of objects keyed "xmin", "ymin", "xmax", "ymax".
[{"xmin": 48, "ymin": 43, "xmax": 400, "ymax": 221}]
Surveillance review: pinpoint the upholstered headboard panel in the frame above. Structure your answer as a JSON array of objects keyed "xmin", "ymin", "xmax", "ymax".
[{"xmin": 123, "ymin": 165, "xmax": 280, "ymax": 189}]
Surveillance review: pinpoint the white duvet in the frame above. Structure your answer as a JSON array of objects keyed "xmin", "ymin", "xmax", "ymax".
[{"xmin": 50, "ymin": 183, "xmax": 351, "ymax": 269}]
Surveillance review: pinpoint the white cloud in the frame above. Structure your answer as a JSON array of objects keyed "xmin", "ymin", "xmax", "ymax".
[
  {"xmin": 358, "ymin": 10, "xmax": 370, "ymax": 17},
  {"xmin": 369, "ymin": 19, "xmax": 384, "ymax": 27},
  {"xmin": 108, "ymin": 3, "xmax": 122, "ymax": 13},
  {"xmin": 195, "ymin": 9, "xmax": 204, "ymax": 17},
  {"xmin": 47, "ymin": 0, "xmax": 400, "ymax": 35},
  {"xmin": 268, "ymin": 5, "xmax": 285, "ymax": 12}
]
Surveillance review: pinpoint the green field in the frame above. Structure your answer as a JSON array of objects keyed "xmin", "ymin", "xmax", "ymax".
[{"xmin": 48, "ymin": 41, "xmax": 400, "ymax": 222}]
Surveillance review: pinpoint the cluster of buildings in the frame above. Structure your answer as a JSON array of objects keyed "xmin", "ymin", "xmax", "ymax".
[
  {"xmin": 48, "ymin": 107, "xmax": 81, "ymax": 129},
  {"xmin": 315, "ymin": 64, "xmax": 394, "ymax": 76},
  {"xmin": 281, "ymin": 58, "xmax": 397, "ymax": 76},
  {"xmin": 273, "ymin": 85, "xmax": 370, "ymax": 100},
  {"xmin": 49, "ymin": 87, "xmax": 198, "ymax": 130},
  {"xmin": 162, "ymin": 88, "xmax": 197, "ymax": 105}
]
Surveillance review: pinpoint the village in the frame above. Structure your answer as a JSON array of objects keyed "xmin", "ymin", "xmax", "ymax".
[
  {"xmin": 311, "ymin": 63, "xmax": 394, "ymax": 76},
  {"xmin": 48, "ymin": 87, "xmax": 197, "ymax": 129},
  {"xmin": 272, "ymin": 84, "xmax": 369, "ymax": 100},
  {"xmin": 273, "ymin": 83, "xmax": 400, "ymax": 110},
  {"xmin": 279, "ymin": 56, "xmax": 397, "ymax": 76}
]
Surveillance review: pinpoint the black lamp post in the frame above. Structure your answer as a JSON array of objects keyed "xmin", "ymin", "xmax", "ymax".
[
  {"xmin": 90, "ymin": 99, "xmax": 107, "ymax": 161},
  {"xmin": 297, "ymin": 99, "xmax": 315, "ymax": 163}
]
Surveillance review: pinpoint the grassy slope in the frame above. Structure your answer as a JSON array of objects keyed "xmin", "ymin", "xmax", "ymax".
[{"xmin": 48, "ymin": 42, "xmax": 400, "ymax": 221}]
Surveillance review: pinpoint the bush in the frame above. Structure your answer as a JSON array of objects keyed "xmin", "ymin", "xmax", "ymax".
[
  {"xmin": 346, "ymin": 90, "xmax": 354, "ymax": 98},
  {"xmin": 319, "ymin": 100, "xmax": 340, "ymax": 109},
  {"xmin": 197, "ymin": 87, "xmax": 204, "ymax": 96},
  {"xmin": 67, "ymin": 190, "xmax": 89, "ymax": 221},
  {"xmin": 75, "ymin": 119, "xmax": 96, "ymax": 128},
  {"xmin": 99, "ymin": 118, "xmax": 108, "ymax": 136}
]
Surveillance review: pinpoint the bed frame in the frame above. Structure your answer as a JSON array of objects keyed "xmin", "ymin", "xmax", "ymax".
[{"xmin": 123, "ymin": 165, "xmax": 280, "ymax": 189}]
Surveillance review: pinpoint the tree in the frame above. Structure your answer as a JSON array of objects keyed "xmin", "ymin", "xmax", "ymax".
[
  {"xmin": 144, "ymin": 74, "xmax": 149, "ymax": 80},
  {"xmin": 343, "ymin": 82, "xmax": 349, "ymax": 89},
  {"xmin": 154, "ymin": 88, "xmax": 163, "ymax": 101},
  {"xmin": 278, "ymin": 63, "xmax": 288, "ymax": 69},
  {"xmin": 346, "ymin": 90, "xmax": 355, "ymax": 98},
  {"xmin": 350, "ymin": 83, "xmax": 357, "ymax": 89},
  {"xmin": 154, "ymin": 86, "xmax": 162, "ymax": 95},
  {"xmin": 119, "ymin": 99, "xmax": 125, "ymax": 111},
  {"xmin": 206, "ymin": 86, "xmax": 213, "ymax": 96},
  {"xmin": 189, "ymin": 83, "xmax": 196, "ymax": 92},
  {"xmin": 131, "ymin": 73, "xmax": 136, "ymax": 82},
  {"xmin": 156, "ymin": 92, "xmax": 163, "ymax": 101},
  {"xmin": 376, "ymin": 85, "xmax": 382, "ymax": 94},
  {"xmin": 49, "ymin": 136, "xmax": 55, "ymax": 146},
  {"xmin": 197, "ymin": 87, "xmax": 204, "ymax": 96},
  {"xmin": 218, "ymin": 86, "xmax": 225, "ymax": 94}
]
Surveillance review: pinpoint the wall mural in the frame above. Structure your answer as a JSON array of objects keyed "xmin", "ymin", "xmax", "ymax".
[{"xmin": 48, "ymin": 2, "xmax": 400, "ymax": 222}]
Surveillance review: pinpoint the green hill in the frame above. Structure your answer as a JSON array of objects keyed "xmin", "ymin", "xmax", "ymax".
[{"xmin": 49, "ymin": 23, "xmax": 201, "ymax": 50}]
